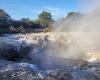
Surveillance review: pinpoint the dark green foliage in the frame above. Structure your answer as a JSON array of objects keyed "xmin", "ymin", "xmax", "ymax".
[
  {"xmin": 0, "ymin": 9, "xmax": 11, "ymax": 27},
  {"xmin": 0, "ymin": 9, "xmax": 54, "ymax": 34},
  {"xmin": 35, "ymin": 11, "xmax": 54, "ymax": 28},
  {"xmin": 39, "ymin": 11, "xmax": 52, "ymax": 19},
  {"xmin": 0, "ymin": 9, "xmax": 12, "ymax": 33},
  {"xmin": 67, "ymin": 12, "xmax": 83, "ymax": 19},
  {"xmin": 0, "ymin": 9, "xmax": 55, "ymax": 34}
]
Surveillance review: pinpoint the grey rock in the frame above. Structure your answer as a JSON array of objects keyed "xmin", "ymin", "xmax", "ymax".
[{"xmin": 0, "ymin": 63, "xmax": 44, "ymax": 80}]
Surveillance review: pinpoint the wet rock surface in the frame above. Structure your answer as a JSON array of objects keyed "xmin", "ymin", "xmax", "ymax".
[
  {"xmin": 0, "ymin": 63, "xmax": 43, "ymax": 80},
  {"xmin": 0, "ymin": 34, "xmax": 100, "ymax": 80},
  {"xmin": 0, "ymin": 62, "xmax": 99, "ymax": 80}
]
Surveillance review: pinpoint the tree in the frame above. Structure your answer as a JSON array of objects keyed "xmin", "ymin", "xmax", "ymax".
[
  {"xmin": 21, "ymin": 18, "xmax": 30, "ymax": 24},
  {"xmin": 67, "ymin": 12, "xmax": 83, "ymax": 19},
  {"xmin": 21, "ymin": 18, "xmax": 36, "ymax": 28},
  {"xmin": 35, "ymin": 11, "xmax": 54, "ymax": 28},
  {"xmin": 0, "ymin": 9, "xmax": 11, "ymax": 28},
  {"xmin": 39, "ymin": 11, "xmax": 52, "ymax": 20}
]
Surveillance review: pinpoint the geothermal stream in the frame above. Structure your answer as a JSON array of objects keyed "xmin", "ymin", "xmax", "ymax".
[{"xmin": 0, "ymin": 32, "xmax": 100, "ymax": 80}]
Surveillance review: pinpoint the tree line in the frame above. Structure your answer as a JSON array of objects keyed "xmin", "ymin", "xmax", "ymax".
[
  {"xmin": 0, "ymin": 9, "xmax": 83, "ymax": 34},
  {"xmin": 0, "ymin": 9, "xmax": 54, "ymax": 34}
]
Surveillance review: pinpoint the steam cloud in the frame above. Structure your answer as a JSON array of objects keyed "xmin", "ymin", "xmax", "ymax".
[{"xmin": 49, "ymin": 7, "xmax": 100, "ymax": 62}]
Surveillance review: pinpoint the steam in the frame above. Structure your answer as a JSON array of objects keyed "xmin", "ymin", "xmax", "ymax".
[
  {"xmin": 48, "ymin": 8, "xmax": 100, "ymax": 61},
  {"xmin": 80, "ymin": 0, "xmax": 100, "ymax": 12}
]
